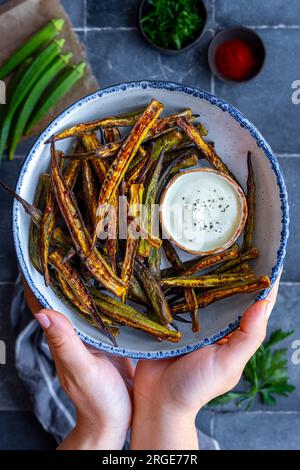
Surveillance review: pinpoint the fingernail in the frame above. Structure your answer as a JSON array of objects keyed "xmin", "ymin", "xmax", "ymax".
[
  {"xmin": 263, "ymin": 300, "xmax": 273, "ymax": 320},
  {"xmin": 35, "ymin": 313, "xmax": 51, "ymax": 329}
]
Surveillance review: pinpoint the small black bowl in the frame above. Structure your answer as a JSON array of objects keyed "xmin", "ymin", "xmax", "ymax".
[
  {"xmin": 138, "ymin": 0, "xmax": 207, "ymax": 55},
  {"xmin": 208, "ymin": 27, "xmax": 266, "ymax": 83}
]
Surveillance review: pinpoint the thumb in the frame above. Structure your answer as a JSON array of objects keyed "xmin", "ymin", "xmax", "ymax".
[
  {"xmin": 221, "ymin": 300, "xmax": 269, "ymax": 367},
  {"xmin": 221, "ymin": 275, "xmax": 281, "ymax": 365},
  {"xmin": 34, "ymin": 309, "xmax": 90, "ymax": 373}
]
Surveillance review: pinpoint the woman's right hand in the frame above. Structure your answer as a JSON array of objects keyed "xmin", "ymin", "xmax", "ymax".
[{"xmin": 131, "ymin": 279, "xmax": 280, "ymax": 450}]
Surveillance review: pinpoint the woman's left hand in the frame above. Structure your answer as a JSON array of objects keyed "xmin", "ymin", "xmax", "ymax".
[{"xmin": 24, "ymin": 282, "xmax": 133, "ymax": 450}]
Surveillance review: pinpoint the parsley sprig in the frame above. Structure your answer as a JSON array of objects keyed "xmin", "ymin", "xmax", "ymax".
[
  {"xmin": 141, "ymin": 0, "xmax": 204, "ymax": 50},
  {"xmin": 209, "ymin": 329, "xmax": 295, "ymax": 410}
]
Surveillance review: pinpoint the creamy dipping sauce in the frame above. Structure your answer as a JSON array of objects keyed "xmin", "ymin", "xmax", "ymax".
[{"xmin": 160, "ymin": 170, "xmax": 247, "ymax": 254}]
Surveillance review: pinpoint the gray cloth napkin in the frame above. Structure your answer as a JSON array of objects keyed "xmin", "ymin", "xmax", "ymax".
[{"xmin": 10, "ymin": 276, "xmax": 219, "ymax": 450}]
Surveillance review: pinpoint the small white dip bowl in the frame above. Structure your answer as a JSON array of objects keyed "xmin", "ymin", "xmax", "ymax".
[{"xmin": 160, "ymin": 168, "xmax": 248, "ymax": 255}]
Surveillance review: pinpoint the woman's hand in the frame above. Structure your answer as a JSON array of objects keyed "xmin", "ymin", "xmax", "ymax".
[
  {"xmin": 131, "ymin": 278, "xmax": 280, "ymax": 450},
  {"xmin": 23, "ymin": 283, "xmax": 133, "ymax": 450}
]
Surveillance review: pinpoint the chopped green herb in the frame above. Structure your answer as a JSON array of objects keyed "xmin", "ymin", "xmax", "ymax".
[
  {"xmin": 208, "ymin": 329, "xmax": 295, "ymax": 410},
  {"xmin": 141, "ymin": 0, "xmax": 204, "ymax": 50}
]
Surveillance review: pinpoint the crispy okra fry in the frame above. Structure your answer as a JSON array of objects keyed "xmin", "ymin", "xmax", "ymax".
[
  {"xmin": 49, "ymin": 250, "xmax": 97, "ymax": 314},
  {"xmin": 49, "ymin": 250, "xmax": 117, "ymax": 345},
  {"xmin": 145, "ymin": 109, "xmax": 194, "ymax": 140},
  {"xmin": 82, "ymin": 132, "xmax": 119, "ymax": 272},
  {"xmin": 106, "ymin": 200, "xmax": 119, "ymax": 273},
  {"xmin": 161, "ymin": 272, "xmax": 254, "ymax": 288},
  {"xmin": 125, "ymin": 154, "xmax": 150, "ymax": 188},
  {"xmin": 175, "ymin": 122, "xmax": 209, "ymax": 148},
  {"xmin": 56, "ymin": 272, "xmax": 91, "ymax": 316},
  {"xmin": 0, "ymin": 180, "xmax": 75, "ymax": 257},
  {"xmin": 39, "ymin": 155, "xmax": 80, "ymax": 286},
  {"xmin": 125, "ymin": 144, "xmax": 156, "ymax": 189},
  {"xmin": 50, "ymin": 276, "xmax": 120, "ymax": 335},
  {"xmin": 183, "ymin": 288, "xmax": 200, "ymax": 332},
  {"xmin": 128, "ymin": 274, "xmax": 148, "ymax": 305},
  {"xmin": 136, "ymin": 259, "xmax": 173, "ymax": 325},
  {"xmin": 91, "ymin": 289, "xmax": 181, "ymax": 342},
  {"xmin": 157, "ymin": 151, "xmax": 199, "ymax": 198},
  {"xmin": 65, "ymin": 142, "xmax": 120, "ymax": 161},
  {"xmin": 242, "ymin": 152, "xmax": 256, "ymax": 253},
  {"xmin": 56, "ymin": 272, "xmax": 118, "ymax": 335},
  {"xmin": 50, "ymin": 143, "xmax": 126, "ymax": 297},
  {"xmin": 138, "ymin": 147, "xmax": 165, "ymax": 257},
  {"xmin": 82, "ymin": 160, "xmax": 98, "ymax": 230},
  {"xmin": 127, "ymin": 138, "xmax": 162, "ymax": 173},
  {"xmin": 228, "ymin": 263, "xmax": 253, "ymax": 275},
  {"xmin": 103, "ymin": 128, "xmax": 120, "ymax": 272},
  {"xmin": 127, "ymin": 145, "xmax": 149, "ymax": 172},
  {"xmin": 137, "ymin": 155, "xmax": 156, "ymax": 186},
  {"xmin": 39, "ymin": 177, "xmax": 55, "ymax": 285},
  {"xmin": 212, "ymin": 247, "xmax": 259, "ymax": 274},
  {"xmin": 161, "ymin": 123, "xmax": 208, "ymax": 166},
  {"xmin": 170, "ymin": 276, "xmax": 271, "ymax": 314},
  {"xmin": 48, "ymin": 105, "xmax": 186, "ymax": 145},
  {"xmin": 117, "ymin": 262, "xmax": 148, "ymax": 305},
  {"xmin": 177, "ymin": 117, "xmax": 236, "ymax": 179},
  {"xmin": 82, "ymin": 133, "xmax": 108, "ymax": 183},
  {"xmin": 163, "ymin": 239, "xmax": 182, "ymax": 269},
  {"xmin": 92, "ymin": 99, "xmax": 164, "ymax": 248},
  {"xmin": 50, "ymin": 272, "xmax": 120, "ymax": 338},
  {"xmin": 148, "ymin": 245, "xmax": 162, "ymax": 279},
  {"xmin": 0, "ymin": 180, "xmax": 42, "ymax": 225},
  {"xmin": 161, "ymin": 245, "xmax": 240, "ymax": 278},
  {"xmin": 168, "ymin": 152, "xmax": 199, "ymax": 174},
  {"xmin": 150, "ymin": 130, "xmax": 183, "ymax": 162},
  {"xmin": 46, "ymin": 108, "xmax": 146, "ymax": 143},
  {"xmin": 62, "ymin": 247, "xmax": 76, "ymax": 264},
  {"xmin": 82, "ymin": 134, "xmax": 121, "ymax": 267},
  {"xmin": 68, "ymin": 141, "xmax": 147, "ymax": 164},
  {"xmin": 104, "ymin": 127, "xmax": 121, "ymax": 143},
  {"xmin": 29, "ymin": 174, "xmax": 50, "ymax": 273},
  {"xmin": 39, "ymin": 150, "xmax": 64, "ymax": 285},
  {"xmin": 133, "ymin": 224, "xmax": 162, "ymax": 249},
  {"xmin": 121, "ymin": 184, "xmax": 144, "ymax": 302},
  {"xmin": 147, "ymin": 124, "xmax": 203, "ymax": 168},
  {"xmin": 127, "ymin": 128, "xmax": 198, "ymax": 185},
  {"xmin": 184, "ymin": 245, "xmax": 240, "ymax": 276},
  {"xmin": 51, "ymin": 226, "xmax": 72, "ymax": 251},
  {"xmin": 198, "ymin": 271, "xmax": 256, "ymax": 298},
  {"xmin": 163, "ymin": 239, "xmax": 200, "ymax": 332}
]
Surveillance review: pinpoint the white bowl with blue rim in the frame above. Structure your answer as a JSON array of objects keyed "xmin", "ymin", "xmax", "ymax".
[{"xmin": 13, "ymin": 80, "xmax": 289, "ymax": 359}]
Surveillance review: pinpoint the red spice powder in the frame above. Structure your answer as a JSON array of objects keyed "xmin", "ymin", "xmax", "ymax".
[{"xmin": 215, "ymin": 39, "xmax": 257, "ymax": 81}]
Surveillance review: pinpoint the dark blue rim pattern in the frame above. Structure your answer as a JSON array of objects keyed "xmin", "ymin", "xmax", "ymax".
[{"xmin": 12, "ymin": 80, "xmax": 289, "ymax": 359}]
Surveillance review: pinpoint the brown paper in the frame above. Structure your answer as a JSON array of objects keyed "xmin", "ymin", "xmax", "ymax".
[{"xmin": 0, "ymin": 0, "xmax": 99, "ymax": 137}]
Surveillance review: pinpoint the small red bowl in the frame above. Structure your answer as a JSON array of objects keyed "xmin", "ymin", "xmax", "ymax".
[{"xmin": 208, "ymin": 26, "xmax": 266, "ymax": 83}]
